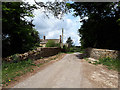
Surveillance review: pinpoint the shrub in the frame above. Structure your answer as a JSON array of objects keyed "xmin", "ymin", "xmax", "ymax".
[
  {"xmin": 69, "ymin": 47, "xmax": 74, "ymax": 52},
  {"xmin": 55, "ymin": 43, "xmax": 61, "ymax": 48},
  {"xmin": 46, "ymin": 40, "xmax": 56, "ymax": 47},
  {"xmin": 46, "ymin": 40, "xmax": 60, "ymax": 47},
  {"xmin": 62, "ymin": 45, "xmax": 68, "ymax": 52}
]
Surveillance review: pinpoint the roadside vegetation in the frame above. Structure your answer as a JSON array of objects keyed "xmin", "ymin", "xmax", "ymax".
[
  {"xmin": 2, "ymin": 53, "xmax": 64, "ymax": 87},
  {"xmin": 2, "ymin": 1, "xmax": 120, "ymax": 87},
  {"xmin": 46, "ymin": 40, "xmax": 60, "ymax": 48},
  {"xmin": 62, "ymin": 37, "xmax": 84, "ymax": 54},
  {"xmin": 85, "ymin": 57, "xmax": 120, "ymax": 72},
  {"xmin": 2, "ymin": 2, "xmax": 40, "ymax": 58},
  {"xmin": 2, "ymin": 59, "xmax": 35, "ymax": 86},
  {"xmin": 34, "ymin": 2, "xmax": 120, "ymax": 51},
  {"xmin": 63, "ymin": 46, "xmax": 84, "ymax": 54}
]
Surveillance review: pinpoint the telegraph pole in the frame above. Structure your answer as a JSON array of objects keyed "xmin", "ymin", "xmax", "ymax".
[{"xmin": 61, "ymin": 28, "xmax": 63, "ymax": 48}]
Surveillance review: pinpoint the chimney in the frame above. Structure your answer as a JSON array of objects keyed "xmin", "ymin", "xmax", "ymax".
[
  {"xmin": 60, "ymin": 35, "xmax": 61, "ymax": 43},
  {"xmin": 43, "ymin": 36, "xmax": 45, "ymax": 40}
]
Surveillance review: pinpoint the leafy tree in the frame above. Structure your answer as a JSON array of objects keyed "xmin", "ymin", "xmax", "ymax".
[
  {"xmin": 66, "ymin": 37, "xmax": 73, "ymax": 48},
  {"xmin": 69, "ymin": 2, "xmax": 120, "ymax": 50},
  {"xmin": 2, "ymin": 2, "xmax": 40, "ymax": 57},
  {"xmin": 33, "ymin": 1, "xmax": 69, "ymax": 19},
  {"xmin": 32, "ymin": 1, "xmax": 120, "ymax": 50}
]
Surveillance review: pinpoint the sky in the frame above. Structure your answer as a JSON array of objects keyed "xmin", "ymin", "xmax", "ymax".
[{"xmin": 24, "ymin": 0, "xmax": 83, "ymax": 46}]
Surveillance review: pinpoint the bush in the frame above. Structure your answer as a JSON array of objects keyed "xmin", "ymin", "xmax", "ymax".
[
  {"xmin": 61, "ymin": 45, "xmax": 67, "ymax": 52},
  {"xmin": 46, "ymin": 40, "xmax": 56, "ymax": 47},
  {"xmin": 67, "ymin": 46, "xmax": 83, "ymax": 52},
  {"xmin": 46, "ymin": 40, "xmax": 60, "ymax": 47},
  {"xmin": 55, "ymin": 43, "xmax": 61, "ymax": 48},
  {"xmin": 30, "ymin": 43, "xmax": 40, "ymax": 50},
  {"xmin": 69, "ymin": 47, "xmax": 74, "ymax": 52}
]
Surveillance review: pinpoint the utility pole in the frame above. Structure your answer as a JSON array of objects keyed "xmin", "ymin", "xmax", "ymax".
[{"xmin": 61, "ymin": 28, "xmax": 63, "ymax": 48}]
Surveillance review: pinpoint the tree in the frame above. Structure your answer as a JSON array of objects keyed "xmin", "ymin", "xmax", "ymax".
[
  {"xmin": 33, "ymin": 1, "xmax": 69, "ymax": 19},
  {"xmin": 2, "ymin": 2, "xmax": 40, "ymax": 57},
  {"xmin": 66, "ymin": 37, "xmax": 73, "ymax": 48},
  {"xmin": 32, "ymin": 1, "xmax": 120, "ymax": 50},
  {"xmin": 69, "ymin": 2, "xmax": 120, "ymax": 50}
]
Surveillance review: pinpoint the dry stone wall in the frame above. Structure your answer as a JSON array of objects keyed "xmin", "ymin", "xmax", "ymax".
[
  {"xmin": 85, "ymin": 48, "xmax": 120, "ymax": 59},
  {"xmin": 3, "ymin": 47, "xmax": 61, "ymax": 62}
]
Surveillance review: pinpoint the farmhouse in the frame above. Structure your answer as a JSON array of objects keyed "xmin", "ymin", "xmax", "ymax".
[{"xmin": 40, "ymin": 36, "xmax": 62, "ymax": 47}]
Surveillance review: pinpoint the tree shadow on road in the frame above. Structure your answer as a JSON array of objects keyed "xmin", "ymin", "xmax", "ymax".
[{"xmin": 75, "ymin": 53, "xmax": 86, "ymax": 59}]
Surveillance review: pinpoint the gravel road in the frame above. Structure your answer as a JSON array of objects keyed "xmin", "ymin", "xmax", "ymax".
[{"xmin": 12, "ymin": 53, "xmax": 98, "ymax": 88}]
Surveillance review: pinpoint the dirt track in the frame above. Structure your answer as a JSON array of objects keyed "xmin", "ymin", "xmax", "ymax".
[{"xmin": 12, "ymin": 53, "xmax": 118, "ymax": 88}]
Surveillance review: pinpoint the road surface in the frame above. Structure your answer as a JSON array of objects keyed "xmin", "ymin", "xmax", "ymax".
[{"xmin": 12, "ymin": 53, "xmax": 99, "ymax": 88}]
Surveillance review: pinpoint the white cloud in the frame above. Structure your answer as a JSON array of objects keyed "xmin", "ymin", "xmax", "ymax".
[
  {"xmin": 47, "ymin": 30, "xmax": 61, "ymax": 39},
  {"xmin": 24, "ymin": 0, "xmax": 83, "ymax": 46},
  {"xmin": 32, "ymin": 10, "xmax": 82, "ymax": 46}
]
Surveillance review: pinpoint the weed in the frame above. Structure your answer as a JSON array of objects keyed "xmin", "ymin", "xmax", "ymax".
[
  {"xmin": 40, "ymin": 57, "xmax": 43, "ymax": 59},
  {"xmin": 2, "ymin": 82, "xmax": 5, "ymax": 84},
  {"xmin": 107, "ymin": 67, "xmax": 112, "ymax": 70},
  {"xmin": 92, "ymin": 61, "xmax": 101, "ymax": 65},
  {"xmin": 85, "ymin": 58, "xmax": 88, "ymax": 61},
  {"xmin": 88, "ymin": 61, "xmax": 91, "ymax": 63},
  {"xmin": 2, "ymin": 59, "xmax": 35, "ymax": 86},
  {"xmin": 16, "ymin": 73, "xmax": 21, "ymax": 76},
  {"xmin": 65, "ymin": 52, "xmax": 74, "ymax": 54},
  {"xmin": 11, "ymin": 54, "xmax": 20, "ymax": 63},
  {"xmin": 90, "ymin": 57, "xmax": 120, "ymax": 72},
  {"xmin": 80, "ymin": 51, "xmax": 85, "ymax": 53},
  {"xmin": 2, "ymin": 53, "xmax": 63, "ymax": 86}
]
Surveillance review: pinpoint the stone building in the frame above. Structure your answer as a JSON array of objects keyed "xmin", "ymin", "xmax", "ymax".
[{"xmin": 40, "ymin": 36, "xmax": 62, "ymax": 47}]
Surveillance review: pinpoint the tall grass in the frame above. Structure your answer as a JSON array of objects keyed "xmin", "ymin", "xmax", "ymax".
[{"xmin": 2, "ymin": 59, "xmax": 36, "ymax": 86}]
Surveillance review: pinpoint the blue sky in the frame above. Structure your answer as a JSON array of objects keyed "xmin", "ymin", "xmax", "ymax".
[{"xmin": 25, "ymin": 0, "xmax": 84, "ymax": 46}]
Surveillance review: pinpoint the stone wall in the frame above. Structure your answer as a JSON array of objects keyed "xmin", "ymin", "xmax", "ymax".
[
  {"xmin": 3, "ymin": 47, "xmax": 61, "ymax": 62},
  {"xmin": 85, "ymin": 48, "xmax": 120, "ymax": 59}
]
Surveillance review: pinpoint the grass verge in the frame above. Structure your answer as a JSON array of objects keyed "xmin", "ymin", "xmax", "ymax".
[
  {"xmin": 2, "ymin": 53, "xmax": 65, "ymax": 87},
  {"xmin": 91, "ymin": 57, "xmax": 120, "ymax": 72},
  {"xmin": 65, "ymin": 52, "xmax": 74, "ymax": 54},
  {"xmin": 2, "ymin": 59, "xmax": 36, "ymax": 86}
]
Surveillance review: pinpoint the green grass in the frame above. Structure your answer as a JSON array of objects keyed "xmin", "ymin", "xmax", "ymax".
[
  {"xmin": 92, "ymin": 61, "xmax": 101, "ymax": 65},
  {"xmin": 84, "ymin": 58, "xmax": 89, "ymax": 61},
  {"xmin": 2, "ymin": 59, "xmax": 36, "ymax": 86},
  {"xmin": 65, "ymin": 52, "xmax": 74, "ymax": 54},
  {"xmin": 63, "ymin": 47, "xmax": 85, "ymax": 54},
  {"xmin": 92, "ymin": 57, "xmax": 120, "ymax": 72},
  {"xmin": 80, "ymin": 50, "xmax": 85, "ymax": 53},
  {"xmin": 2, "ymin": 53, "xmax": 64, "ymax": 86},
  {"xmin": 65, "ymin": 50, "xmax": 85, "ymax": 54}
]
